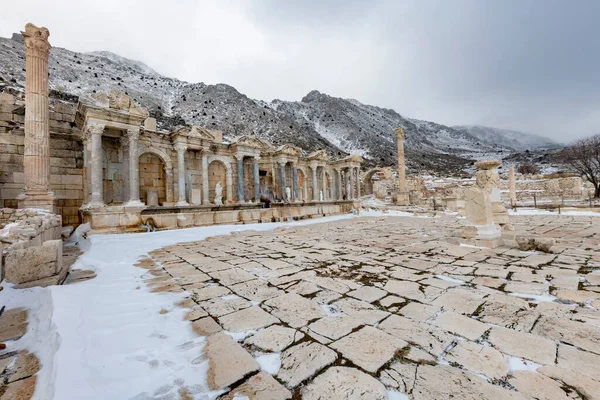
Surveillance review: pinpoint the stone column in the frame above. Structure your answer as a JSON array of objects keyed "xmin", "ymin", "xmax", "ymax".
[
  {"xmin": 18, "ymin": 23, "xmax": 55, "ymax": 212},
  {"xmin": 236, "ymin": 155, "xmax": 245, "ymax": 203},
  {"xmin": 174, "ymin": 142, "xmax": 188, "ymax": 206},
  {"xmin": 336, "ymin": 169, "xmax": 343, "ymax": 201},
  {"xmin": 165, "ymin": 168, "xmax": 174, "ymax": 204},
  {"xmin": 396, "ymin": 127, "xmax": 409, "ymax": 206},
  {"xmin": 292, "ymin": 165, "xmax": 298, "ymax": 201},
  {"xmin": 311, "ymin": 164, "xmax": 318, "ymax": 201},
  {"xmin": 321, "ymin": 168, "xmax": 327, "ymax": 200},
  {"xmin": 356, "ymin": 167, "xmax": 361, "ymax": 198},
  {"xmin": 88, "ymin": 123, "xmax": 106, "ymax": 207},
  {"xmin": 226, "ymin": 170, "xmax": 233, "ymax": 204},
  {"xmin": 349, "ymin": 168, "xmax": 355, "ymax": 199},
  {"xmin": 279, "ymin": 161, "xmax": 286, "ymax": 201},
  {"xmin": 202, "ymin": 153, "xmax": 210, "ymax": 205},
  {"xmin": 253, "ymin": 156, "xmax": 260, "ymax": 203},
  {"xmin": 126, "ymin": 128, "xmax": 144, "ymax": 206},
  {"xmin": 509, "ymin": 165, "xmax": 517, "ymax": 205},
  {"xmin": 119, "ymin": 135, "xmax": 130, "ymax": 204}
]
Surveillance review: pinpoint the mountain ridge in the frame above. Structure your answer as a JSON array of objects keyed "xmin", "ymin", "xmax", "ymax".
[{"xmin": 0, "ymin": 34, "xmax": 556, "ymax": 173}]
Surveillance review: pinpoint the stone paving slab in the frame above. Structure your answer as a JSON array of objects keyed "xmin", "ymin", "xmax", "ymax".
[{"xmin": 143, "ymin": 214, "xmax": 600, "ymax": 399}]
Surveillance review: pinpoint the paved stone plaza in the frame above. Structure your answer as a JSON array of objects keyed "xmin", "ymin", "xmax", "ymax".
[{"xmin": 136, "ymin": 214, "xmax": 600, "ymax": 399}]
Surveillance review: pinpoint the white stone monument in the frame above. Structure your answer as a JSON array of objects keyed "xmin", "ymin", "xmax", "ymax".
[
  {"xmin": 214, "ymin": 181, "xmax": 223, "ymax": 205},
  {"xmin": 285, "ymin": 186, "xmax": 291, "ymax": 202}
]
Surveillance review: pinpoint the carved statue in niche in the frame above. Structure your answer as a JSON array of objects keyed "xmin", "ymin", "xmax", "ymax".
[
  {"xmin": 319, "ymin": 190, "xmax": 324, "ymax": 201},
  {"xmin": 285, "ymin": 186, "xmax": 291, "ymax": 202},
  {"xmin": 346, "ymin": 180, "xmax": 351, "ymax": 199},
  {"xmin": 215, "ymin": 181, "xmax": 223, "ymax": 205}
]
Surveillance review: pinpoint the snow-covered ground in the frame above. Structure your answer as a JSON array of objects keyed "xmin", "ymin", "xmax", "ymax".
[{"xmin": 2, "ymin": 213, "xmax": 412, "ymax": 400}]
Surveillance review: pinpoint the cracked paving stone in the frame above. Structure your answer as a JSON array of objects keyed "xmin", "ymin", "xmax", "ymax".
[
  {"xmin": 263, "ymin": 293, "xmax": 325, "ymax": 328},
  {"xmin": 302, "ymin": 367, "xmax": 388, "ymax": 400},
  {"xmin": 204, "ymin": 332, "xmax": 260, "ymax": 390},
  {"xmin": 330, "ymin": 326, "xmax": 408, "ymax": 372},
  {"xmin": 277, "ymin": 342, "xmax": 337, "ymax": 388},
  {"xmin": 245, "ymin": 325, "xmax": 304, "ymax": 352},
  {"xmin": 218, "ymin": 306, "xmax": 279, "ymax": 332}
]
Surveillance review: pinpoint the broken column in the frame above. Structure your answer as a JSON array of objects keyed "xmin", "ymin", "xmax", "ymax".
[
  {"xmin": 17, "ymin": 23, "xmax": 55, "ymax": 212},
  {"xmin": 461, "ymin": 160, "xmax": 502, "ymax": 245},
  {"xmin": 395, "ymin": 127, "xmax": 409, "ymax": 206},
  {"xmin": 509, "ymin": 165, "xmax": 517, "ymax": 206}
]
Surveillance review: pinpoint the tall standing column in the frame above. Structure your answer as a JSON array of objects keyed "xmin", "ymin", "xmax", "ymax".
[
  {"xmin": 236, "ymin": 155, "xmax": 245, "ymax": 203},
  {"xmin": 356, "ymin": 167, "xmax": 361, "ymax": 198},
  {"xmin": 202, "ymin": 153, "xmax": 210, "ymax": 205},
  {"xmin": 396, "ymin": 127, "xmax": 409, "ymax": 206},
  {"xmin": 292, "ymin": 165, "xmax": 298, "ymax": 201},
  {"xmin": 126, "ymin": 128, "xmax": 143, "ymax": 206},
  {"xmin": 88, "ymin": 123, "xmax": 106, "ymax": 207},
  {"xmin": 311, "ymin": 164, "xmax": 318, "ymax": 201},
  {"xmin": 336, "ymin": 169, "xmax": 343, "ymax": 201},
  {"xmin": 279, "ymin": 161, "xmax": 287, "ymax": 201},
  {"xmin": 253, "ymin": 156, "xmax": 260, "ymax": 203},
  {"xmin": 18, "ymin": 23, "xmax": 55, "ymax": 212},
  {"xmin": 509, "ymin": 165, "xmax": 517, "ymax": 206},
  {"xmin": 321, "ymin": 168, "xmax": 327, "ymax": 200},
  {"xmin": 174, "ymin": 142, "xmax": 188, "ymax": 206}
]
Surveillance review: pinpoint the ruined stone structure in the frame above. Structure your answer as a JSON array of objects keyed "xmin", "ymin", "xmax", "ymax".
[{"xmin": 395, "ymin": 127, "xmax": 409, "ymax": 205}]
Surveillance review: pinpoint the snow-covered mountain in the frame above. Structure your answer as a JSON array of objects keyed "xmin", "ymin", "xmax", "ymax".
[
  {"xmin": 1, "ymin": 33, "xmax": 550, "ymax": 173},
  {"xmin": 453, "ymin": 125, "xmax": 562, "ymax": 151}
]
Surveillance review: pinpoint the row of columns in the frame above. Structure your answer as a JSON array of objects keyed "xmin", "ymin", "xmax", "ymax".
[{"xmin": 85, "ymin": 135, "xmax": 363, "ymax": 207}]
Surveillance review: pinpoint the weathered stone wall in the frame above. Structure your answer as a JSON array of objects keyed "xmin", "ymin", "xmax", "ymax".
[{"xmin": 0, "ymin": 93, "xmax": 84, "ymax": 226}]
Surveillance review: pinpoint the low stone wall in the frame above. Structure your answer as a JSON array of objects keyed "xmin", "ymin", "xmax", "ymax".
[
  {"xmin": 81, "ymin": 202, "xmax": 354, "ymax": 233},
  {"xmin": 0, "ymin": 208, "xmax": 65, "ymax": 285}
]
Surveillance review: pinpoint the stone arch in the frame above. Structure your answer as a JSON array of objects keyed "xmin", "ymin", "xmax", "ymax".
[
  {"xmin": 139, "ymin": 146, "xmax": 173, "ymax": 170},
  {"xmin": 138, "ymin": 152, "xmax": 167, "ymax": 205},
  {"xmin": 363, "ymin": 168, "xmax": 384, "ymax": 196}
]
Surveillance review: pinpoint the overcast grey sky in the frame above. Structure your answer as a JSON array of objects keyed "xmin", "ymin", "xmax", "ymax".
[{"xmin": 2, "ymin": 0, "xmax": 599, "ymax": 141}]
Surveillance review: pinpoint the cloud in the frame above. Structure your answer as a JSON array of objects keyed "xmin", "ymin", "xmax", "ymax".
[{"xmin": 1, "ymin": 0, "xmax": 598, "ymax": 141}]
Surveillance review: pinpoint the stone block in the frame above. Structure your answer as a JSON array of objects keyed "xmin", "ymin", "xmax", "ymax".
[
  {"xmin": 4, "ymin": 239, "xmax": 62, "ymax": 284},
  {"xmin": 146, "ymin": 189, "xmax": 159, "ymax": 206},
  {"xmin": 189, "ymin": 188, "xmax": 201, "ymax": 205},
  {"xmin": 144, "ymin": 117, "xmax": 157, "ymax": 131},
  {"xmin": 0, "ymin": 92, "xmax": 15, "ymax": 104}
]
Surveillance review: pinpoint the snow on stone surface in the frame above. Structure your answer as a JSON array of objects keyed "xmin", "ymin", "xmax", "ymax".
[
  {"xmin": 2, "ymin": 214, "xmax": 365, "ymax": 400},
  {"xmin": 509, "ymin": 209, "xmax": 600, "ymax": 216},
  {"xmin": 255, "ymin": 353, "xmax": 281, "ymax": 375}
]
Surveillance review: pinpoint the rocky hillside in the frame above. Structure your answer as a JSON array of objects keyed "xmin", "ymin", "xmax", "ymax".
[
  {"xmin": 453, "ymin": 125, "xmax": 562, "ymax": 151},
  {"xmin": 0, "ymin": 33, "xmax": 551, "ymax": 173}
]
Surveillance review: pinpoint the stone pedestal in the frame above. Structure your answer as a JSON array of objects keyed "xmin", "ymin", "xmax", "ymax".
[
  {"xmin": 146, "ymin": 189, "xmax": 159, "ymax": 207},
  {"xmin": 190, "ymin": 188, "xmax": 202, "ymax": 205},
  {"xmin": 17, "ymin": 23, "xmax": 55, "ymax": 212}
]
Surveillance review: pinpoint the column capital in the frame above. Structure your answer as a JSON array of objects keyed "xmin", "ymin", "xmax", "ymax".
[
  {"xmin": 395, "ymin": 127, "xmax": 405, "ymax": 140},
  {"xmin": 174, "ymin": 142, "xmax": 188, "ymax": 153},
  {"xmin": 87, "ymin": 122, "xmax": 105, "ymax": 136},
  {"xmin": 22, "ymin": 23, "xmax": 51, "ymax": 59},
  {"xmin": 126, "ymin": 127, "xmax": 140, "ymax": 141}
]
